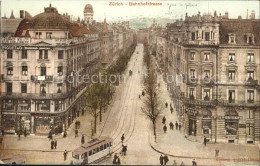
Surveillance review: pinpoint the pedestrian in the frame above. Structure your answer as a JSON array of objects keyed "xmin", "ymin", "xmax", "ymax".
[
  {"xmin": 18, "ymin": 130, "xmax": 21, "ymax": 140},
  {"xmin": 165, "ymin": 102, "xmax": 168, "ymax": 108},
  {"xmin": 204, "ymin": 136, "xmax": 207, "ymax": 146},
  {"xmin": 159, "ymin": 154, "xmax": 164, "ymax": 165},
  {"xmin": 170, "ymin": 107, "xmax": 173, "ymax": 114},
  {"xmin": 163, "ymin": 125, "xmax": 167, "ymax": 133},
  {"xmin": 215, "ymin": 148, "xmax": 219, "ymax": 157},
  {"xmin": 51, "ymin": 139, "xmax": 54, "ymax": 149},
  {"xmin": 113, "ymin": 153, "xmax": 118, "ymax": 164},
  {"xmin": 162, "ymin": 116, "xmax": 166, "ymax": 124},
  {"xmin": 63, "ymin": 150, "xmax": 68, "ymax": 161},
  {"xmin": 1, "ymin": 129, "xmax": 4, "ymax": 136},
  {"xmin": 179, "ymin": 123, "xmax": 182, "ymax": 131},
  {"xmin": 139, "ymin": 94, "xmax": 141, "ymax": 99},
  {"xmin": 81, "ymin": 135, "xmax": 85, "ymax": 144},
  {"xmin": 163, "ymin": 155, "xmax": 169, "ymax": 165},
  {"xmin": 122, "ymin": 144, "xmax": 127, "ymax": 156},
  {"xmin": 54, "ymin": 139, "xmax": 57, "ymax": 149},
  {"xmin": 82, "ymin": 109, "xmax": 84, "ymax": 115},
  {"xmin": 175, "ymin": 121, "xmax": 178, "ymax": 130},
  {"xmin": 116, "ymin": 156, "xmax": 121, "ymax": 165},
  {"xmin": 23, "ymin": 128, "xmax": 27, "ymax": 137},
  {"xmin": 173, "ymin": 160, "xmax": 177, "ymax": 166},
  {"xmin": 192, "ymin": 159, "xmax": 197, "ymax": 166},
  {"xmin": 180, "ymin": 162, "xmax": 185, "ymax": 166},
  {"xmin": 75, "ymin": 129, "xmax": 78, "ymax": 137},
  {"xmin": 170, "ymin": 103, "xmax": 172, "ymax": 108},
  {"xmin": 63, "ymin": 130, "xmax": 67, "ymax": 138},
  {"xmin": 121, "ymin": 134, "xmax": 125, "ymax": 143}
]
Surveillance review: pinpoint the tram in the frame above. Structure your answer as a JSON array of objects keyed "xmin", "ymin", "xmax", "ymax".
[{"xmin": 72, "ymin": 136, "xmax": 113, "ymax": 165}]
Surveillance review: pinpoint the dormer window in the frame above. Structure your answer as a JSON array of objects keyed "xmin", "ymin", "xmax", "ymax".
[
  {"xmin": 246, "ymin": 33, "xmax": 254, "ymax": 44},
  {"xmin": 35, "ymin": 32, "xmax": 42, "ymax": 39},
  {"xmin": 228, "ymin": 34, "xmax": 236, "ymax": 44},
  {"xmin": 229, "ymin": 53, "xmax": 235, "ymax": 62},
  {"xmin": 46, "ymin": 32, "xmax": 52, "ymax": 39}
]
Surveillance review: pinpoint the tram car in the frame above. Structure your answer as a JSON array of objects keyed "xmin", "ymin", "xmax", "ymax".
[{"xmin": 72, "ymin": 136, "xmax": 113, "ymax": 165}]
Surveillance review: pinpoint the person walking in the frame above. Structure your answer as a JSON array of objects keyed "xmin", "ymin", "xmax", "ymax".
[
  {"xmin": 121, "ymin": 134, "xmax": 125, "ymax": 143},
  {"xmin": 63, "ymin": 150, "xmax": 68, "ymax": 161},
  {"xmin": 180, "ymin": 162, "xmax": 185, "ymax": 166},
  {"xmin": 54, "ymin": 139, "xmax": 57, "ymax": 149},
  {"xmin": 51, "ymin": 139, "xmax": 54, "ymax": 149},
  {"xmin": 170, "ymin": 103, "xmax": 172, "ymax": 108},
  {"xmin": 215, "ymin": 148, "xmax": 219, "ymax": 157},
  {"xmin": 163, "ymin": 155, "xmax": 169, "ymax": 165},
  {"xmin": 170, "ymin": 107, "xmax": 173, "ymax": 114},
  {"xmin": 113, "ymin": 154, "xmax": 118, "ymax": 164},
  {"xmin": 24, "ymin": 128, "xmax": 27, "ymax": 137},
  {"xmin": 169, "ymin": 122, "xmax": 173, "ymax": 130},
  {"xmin": 162, "ymin": 116, "xmax": 166, "ymax": 124},
  {"xmin": 116, "ymin": 156, "xmax": 121, "ymax": 165},
  {"xmin": 179, "ymin": 123, "xmax": 182, "ymax": 131},
  {"xmin": 163, "ymin": 125, "xmax": 167, "ymax": 133},
  {"xmin": 159, "ymin": 154, "xmax": 164, "ymax": 165},
  {"xmin": 48, "ymin": 131, "xmax": 52, "ymax": 141},
  {"xmin": 81, "ymin": 135, "xmax": 85, "ymax": 144},
  {"xmin": 18, "ymin": 130, "xmax": 21, "ymax": 140},
  {"xmin": 1, "ymin": 129, "xmax": 4, "ymax": 136},
  {"xmin": 173, "ymin": 160, "xmax": 177, "ymax": 166},
  {"xmin": 139, "ymin": 94, "xmax": 141, "ymax": 99},
  {"xmin": 175, "ymin": 121, "xmax": 178, "ymax": 130},
  {"xmin": 63, "ymin": 130, "xmax": 67, "ymax": 138},
  {"xmin": 75, "ymin": 129, "xmax": 78, "ymax": 137},
  {"xmin": 204, "ymin": 136, "xmax": 207, "ymax": 146},
  {"xmin": 192, "ymin": 159, "xmax": 197, "ymax": 166},
  {"xmin": 165, "ymin": 102, "xmax": 168, "ymax": 108}
]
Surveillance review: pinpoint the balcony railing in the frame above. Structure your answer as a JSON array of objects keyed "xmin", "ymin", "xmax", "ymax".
[
  {"xmin": 245, "ymin": 78, "xmax": 258, "ymax": 85},
  {"xmin": 218, "ymin": 100, "xmax": 260, "ymax": 106},
  {"xmin": 1, "ymin": 92, "xmax": 69, "ymax": 99},
  {"xmin": 184, "ymin": 98, "xmax": 217, "ymax": 106}
]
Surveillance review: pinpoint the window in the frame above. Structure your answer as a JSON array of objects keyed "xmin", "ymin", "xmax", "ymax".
[
  {"xmin": 44, "ymin": 50, "xmax": 48, "ymax": 59},
  {"xmin": 247, "ymin": 53, "xmax": 254, "ymax": 62},
  {"xmin": 58, "ymin": 66, "xmax": 63, "ymax": 76},
  {"xmin": 39, "ymin": 50, "xmax": 43, "ymax": 59},
  {"xmin": 55, "ymin": 100, "xmax": 62, "ymax": 112},
  {"xmin": 97, "ymin": 147, "xmax": 100, "ymax": 152},
  {"xmin": 247, "ymin": 71, "xmax": 254, "ymax": 80},
  {"xmin": 190, "ymin": 88, "xmax": 195, "ymax": 100},
  {"xmin": 46, "ymin": 32, "xmax": 52, "ymax": 39},
  {"xmin": 21, "ymin": 83, "xmax": 27, "ymax": 93},
  {"xmin": 22, "ymin": 65, "xmax": 28, "ymax": 75},
  {"xmin": 100, "ymin": 145, "xmax": 104, "ymax": 151},
  {"xmin": 204, "ymin": 89, "xmax": 210, "ymax": 100},
  {"xmin": 190, "ymin": 52, "xmax": 195, "ymax": 60},
  {"xmin": 225, "ymin": 111, "xmax": 238, "ymax": 135},
  {"xmin": 7, "ymin": 83, "xmax": 12, "ymax": 95},
  {"xmin": 204, "ymin": 53, "xmax": 210, "ymax": 61},
  {"xmin": 247, "ymin": 90, "xmax": 254, "ymax": 103},
  {"xmin": 35, "ymin": 32, "xmax": 42, "ymax": 39},
  {"xmin": 229, "ymin": 53, "xmax": 235, "ymax": 61},
  {"xmin": 228, "ymin": 90, "xmax": 235, "ymax": 103},
  {"xmin": 229, "ymin": 36, "xmax": 235, "ymax": 43},
  {"xmin": 202, "ymin": 110, "xmax": 212, "ymax": 134},
  {"xmin": 41, "ymin": 67, "xmax": 46, "ymax": 76},
  {"xmin": 58, "ymin": 50, "xmax": 64, "ymax": 59},
  {"xmin": 57, "ymin": 83, "xmax": 62, "ymax": 93},
  {"xmin": 104, "ymin": 144, "xmax": 107, "ymax": 149},
  {"xmin": 7, "ymin": 50, "xmax": 13, "ymax": 59},
  {"xmin": 40, "ymin": 84, "xmax": 46, "ymax": 94},
  {"xmin": 247, "ymin": 124, "xmax": 254, "ymax": 135},
  {"xmin": 205, "ymin": 32, "xmax": 210, "ymax": 41},
  {"xmin": 22, "ymin": 50, "xmax": 27, "ymax": 59},
  {"xmin": 7, "ymin": 66, "xmax": 13, "ymax": 75},
  {"xmin": 247, "ymin": 110, "xmax": 254, "ymax": 119},
  {"xmin": 107, "ymin": 143, "xmax": 110, "ymax": 147},
  {"xmin": 204, "ymin": 70, "xmax": 210, "ymax": 79},
  {"xmin": 190, "ymin": 69, "xmax": 195, "ymax": 79},
  {"xmin": 191, "ymin": 32, "xmax": 195, "ymax": 41},
  {"xmin": 228, "ymin": 70, "xmax": 235, "ymax": 81},
  {"xmin": 89, "ymin": 150, "xmax": 92, "ymax": 156}
]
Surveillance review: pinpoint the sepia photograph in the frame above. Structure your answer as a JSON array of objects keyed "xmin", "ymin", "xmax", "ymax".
[{"xmin": 0, "ymin": 0, "xmax": 260, "ymax": 165}]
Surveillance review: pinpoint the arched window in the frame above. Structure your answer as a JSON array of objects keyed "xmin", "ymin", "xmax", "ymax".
[
  {"xmin": 7, "ymin": 62, "xmax": 13, "ymax": 75},
  {"xmin": 225, "ymin": 110, "xmax": 238, "ymax": 135}
]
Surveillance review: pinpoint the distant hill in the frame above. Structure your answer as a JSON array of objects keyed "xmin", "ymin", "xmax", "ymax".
[{"xmin": 128, "ymin": 17, "xmax": 175, "ymax": 30}]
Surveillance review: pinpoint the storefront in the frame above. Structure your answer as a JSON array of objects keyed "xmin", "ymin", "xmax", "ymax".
[
  {"xmin": 186, "ymin": 108, "xmax": 199, "ymax": 136},
  {"xmin": 202, "ymin": 110, "xmax": 212, "ymax": 135}
]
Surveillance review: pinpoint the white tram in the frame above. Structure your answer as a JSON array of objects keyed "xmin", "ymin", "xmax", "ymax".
[{"xmin": 72, "ymin": 136, "xmax": 113, "ymax": 165}]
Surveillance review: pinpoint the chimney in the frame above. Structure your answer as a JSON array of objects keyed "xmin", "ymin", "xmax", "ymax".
[
  {"xmin": 225, "ymin": 12, "xmax": 229, "ymax": 19},
  {"xmin": 20, "ymin": 10, "xmax": 24, "ymax": 18},
  {"xmin": 250, "ymin": 10, "xmax": 255, "ymax": 19},
  {"xmin": 238, "ymin": 16, "xmax": 242, "ymax": 19}
]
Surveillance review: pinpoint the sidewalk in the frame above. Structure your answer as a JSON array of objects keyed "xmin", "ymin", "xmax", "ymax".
[{"xmin": 148, "ymin": 80, "xmax": 260, "ymax": 163}]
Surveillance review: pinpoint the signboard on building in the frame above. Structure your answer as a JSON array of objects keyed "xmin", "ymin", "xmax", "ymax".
[
  {"xmin": 213, "ymin": 116, "xmax": 242, "ymax": 120},
  {"xmin": 1, "ymin": 37, "xmax": 30, "ymax": 44}
]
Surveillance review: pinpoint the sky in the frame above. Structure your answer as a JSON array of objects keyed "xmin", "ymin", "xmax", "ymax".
[{"xmin": 1, "ymin": 0, "xmax": 259, "ymax": 22}]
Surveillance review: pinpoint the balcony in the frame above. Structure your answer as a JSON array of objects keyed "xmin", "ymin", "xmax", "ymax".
[
  {"xmin": 1, "ymin": 92, "xmax": 69, "ymax": 99},
  {"xmin": 218, "ymin": 100, "xmax": 260, "ymax": 107},
  {"xmin": 245, "ymin": 78, "xmax": 258, "ymax": 86},
  {"xmin": 187, "ymin": 77, "xmax": 197, "ymax": 85},
  {"xmin": 30, "ymin": 75, "xmax": 55, "ymax": 82},
  {"xmin": 203, "ymin": 77, "xmax": 215, "ymax": 85}
]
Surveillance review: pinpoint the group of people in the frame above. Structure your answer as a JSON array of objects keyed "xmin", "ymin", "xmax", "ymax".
[
  {"xmin": 50, "ymin": 139, "xmax": 57, "ymax": 149},
  {"xmin": 159, "ymin": 154, "xmax": 169, "ymax": 165},
  {"xmin": 165, "ymin": 102, "xmax": 174, "ymax": 114},
  {"xmin": 162, "ymin": 116, "xmax": 182, "ymax": 133}
]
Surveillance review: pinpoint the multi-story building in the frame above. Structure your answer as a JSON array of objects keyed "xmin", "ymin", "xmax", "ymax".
[
  {"xmin": 0, "ymin": 4, "xmax": 101, "ymax": 135},
  {"xmin": 163, "ymin": 11, "xmax": 260, "ymax": 144}
]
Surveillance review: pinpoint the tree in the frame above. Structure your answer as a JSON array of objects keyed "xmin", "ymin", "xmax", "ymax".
[{"xmin": 141, "ymin": 43, "xmax": 163, "ymax": 142}]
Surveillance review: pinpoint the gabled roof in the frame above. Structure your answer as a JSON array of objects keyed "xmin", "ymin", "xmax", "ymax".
[{"xmin": 219, "ymin": 19, "xmax": 260, "ymax": 45}]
